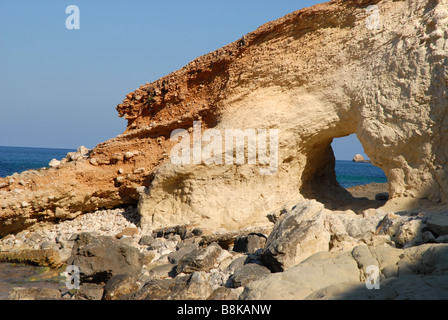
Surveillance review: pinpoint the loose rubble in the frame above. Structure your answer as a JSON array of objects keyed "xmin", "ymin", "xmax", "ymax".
[
  {"xmin": 2, "ymin": 198, "xmax": 448, "ymax": 300},
  {"xmin": 0, "ymin": 205, "xmax": 273, "ymax": 300}
]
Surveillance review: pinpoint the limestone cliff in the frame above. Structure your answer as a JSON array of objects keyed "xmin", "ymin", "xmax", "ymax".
[{"xmin": 0, "ymin": 0, "xmax": 447, "ymax": 236}]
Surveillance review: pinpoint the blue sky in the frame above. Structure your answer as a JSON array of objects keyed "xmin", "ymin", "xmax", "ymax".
[{"xmin": 0, "ymin": 0, "xmax": 368, "ymax": 160}]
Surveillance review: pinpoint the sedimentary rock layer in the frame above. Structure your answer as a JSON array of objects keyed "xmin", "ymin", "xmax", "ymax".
[{"xmin": 0, "ymin": 0, "xmax": 447, "ymax": 235}]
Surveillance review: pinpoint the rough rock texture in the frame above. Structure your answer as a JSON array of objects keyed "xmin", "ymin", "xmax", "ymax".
[
  {"xmin": 103, "ymin": 274, "xmax": 140, "ymax": 300},
  {"xmin": 1, "ymin": 0, "xmax": 448, "ymax": 235},
  {"xmin": 241, "ymin": 251, "xmax": 361, "ymax": 300},
  {"xmin": 353, "ymin": 154, "xmax": 369, "ymax": 163},
  {"xmin": 426, "ymin": 214, "xmax": 448, "ymax": 236},
  {"xmin": 0, "ymin": 248, "xmax": 63, "ymax": 268},
  {"xmin": 74, "ymin": 283, "xmax": 104, "ymax": 300},
  {"xmin": 260, "ymin": 200, "xmax": 393, "ymax": 272},
  {"xmin": 67, "ymin": 233, "xmax": 144, "ymax": 283},
  {"xmin": 8, "ymin": 287, "xmax": 62, "ymax": 300},
  {"xmin": 241, "ymin": 244, "xmax": 448, "ymax": 300},
  {"xmin": 261, "ymin": 200, "xmax": 331, "ymax": 272},
  {"xmin": 228, "ymin": 263, "xmax": 271, "ymax": 288},
  {"xmin": 126, "ymin": 272, "xmax": 214, "ymax": 301},
  {"xmin": 5, "ymin": 199, "xmax": 448, "ymax": 300},
  {"xmin": 174, "ymin": 242, "xmax": 223, "ymax": 275},
  {"xmin": 133, "ymin": 0, "xmax": 448, "ymax": 231}
]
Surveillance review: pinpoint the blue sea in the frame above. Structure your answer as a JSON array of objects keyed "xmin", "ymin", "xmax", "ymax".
[
  {"xmin": 335, "ymin": 160, "xmax": 387, "ymax": 188},
  {"xmin": 0, "ymin": 146, "xmax": 388, "ymax": 187},
  {"xmin": 0, "ymin": 146, "xmax": 75, "ymax": 178}
]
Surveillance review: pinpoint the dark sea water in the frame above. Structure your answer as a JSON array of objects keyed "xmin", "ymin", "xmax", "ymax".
[{"xmin": 0, "ymin": 146, "xmax": 75, "ymax": 178}]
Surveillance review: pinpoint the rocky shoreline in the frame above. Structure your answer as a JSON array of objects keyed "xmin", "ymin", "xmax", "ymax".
[
  {"xmin": 2, "ymin": 182, "xmax": 448, "ymax": 300},
  {"xmin": 347, "ymin": 183, "xmax": 388, "ymax": 201},
  {"xmin": 0, "ymin": 205, "xmax": 271, "ymax": 300},
  {"xmin": 1, "ymin": 0, "xmax": 448, "ymax": 302}
]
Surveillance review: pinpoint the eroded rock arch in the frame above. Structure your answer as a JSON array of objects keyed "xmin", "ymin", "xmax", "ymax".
[{"xmin": 0, "ymin": 0, "xmax": 447, "ymax": 235}]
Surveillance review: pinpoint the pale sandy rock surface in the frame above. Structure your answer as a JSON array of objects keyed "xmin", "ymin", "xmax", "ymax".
[
  {"xmin": 1, "ymin": 0, "xmax": 448, "ymax": 301},
  {"xmin": 241, "ymin": 244, "xmax": 448, "ymax": 300},
  {"xmin": 0, "ymin": 0, "xmax": 447, "ymax": 235},
  {"xmin": 136, "ymin": 0, "xmax": 448, "ymax": 231},
  {"xmin": 353, "ymin": 154, "xmax": 368, "ymax": 163}
]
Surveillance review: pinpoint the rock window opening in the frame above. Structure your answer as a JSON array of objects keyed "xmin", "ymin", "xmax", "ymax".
[
  {"xmin": 302, "ymin": 134, "xmax": 389, "ymax": 213},
  {"xmin": 333, "ymin": 134, "xmax": 388, "ymax": 211}
]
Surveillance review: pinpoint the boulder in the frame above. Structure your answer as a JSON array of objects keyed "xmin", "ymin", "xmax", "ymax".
[
  {"xmin": 261, "ymin": 200, "xmax": 331, "ymax": 272},
  {"xmin": 74, "ymin": 283, "xmax": 104, "ymax": 300},
  {"xmin": 243, "ymin": 243, "xmax": 448, "ymax": 300},
  {"xmin": 127, "ymin": 272, "xmax": 213, "ymax": 300},
  {"xmin": 168, "ymin": 243, "xmax": 199, "ymax": 264},
  {"xmin": 419, "ymin": 244, "xmax": 448, "ymax": 275},
  {"xmin": 422, "ymin": 231, "xmax": 436, "ymax": 244},
  {"xmin": 127, "ymin": 278, "xmax": 177, "ymax": 300},
  {"xmin": 48, "ymin": 159, "xmax": 61, "ymax": 168},
  {"xmin": 426, "ymin": 214, "xmax": 448, "ymax": 237},
  {"xmin": 306, "ymin": 274, "xmax": 448, "ymax": 300},
  {"xmin": 375, "ymin": 213, "xmax": 406, "ymax": 238},
  {"xmin": 228, "ymin": 263, "xmax": 271, "ymax": 288},
  {"xmin": 325, "ymin": 210, "xmax": 383, "ymax": 251},
  {"xmin": 0, "ymin": 248, "xmax": 63, "ymax": 268},
  {"xmin": 351, "ymin": 246, "xmax": 378, "ymax": 282},
  {"xmin": 392, "ymin": 218, "xmax": 425, "ymax": 247},
  {"xmin": 353, "ymin": 154, "xmax": 366, "ymax": 163},
  {"xmin": 147, "ymin": 238, "xmax": 178, "ymax": 255},
  {"xmin": 147, "ymin": 263, "xmax": 175, "ymax": 279},
  {"xmin": 175, "ymin": 242, "xmax": 223, "ymax": 275},
  {"xmin": 436, "ymin": 235, "xmax": 448, "ymax": 244},
  {"xmin": 171, "ymin": 271, "xmax": 214, "ymax": 300},
  {"xmin": 241, "ymin": 251, "xmax": 360, "ymax": 300},
  {"xmin": 8, "ymin": 287, "xmax": 62, "ymax": 300},
  {"xmin": 310, "ymin": 244, "xmax": 448, "ymax": 300},
  {"xmin": 103, "ymin": 274, "xmax": 140, "ymax": 300},
  {"xmin": 66, "ymin": 146, "xmax": 91, "ymax": 162},
  {"xmin": 67, "ymin": 233, "xmax": 144, "ymax": 283},
  {"xmin": 138, "ymin": 235, "xmax": 154, "ymax": 246},
  {"xmin": 259, "ymin": 200, "xmax": 392, "ymax": 273},
  {"xmin": 226, "ymin": 255, "xmax": 248, "ymax": 273},
  {"xmin": 233, "ymin": 233, "xmax": 267, "ymax": 254},
  {"xmin": 207, "ymin": 287, "xmax": 243, "ymax": 300}
]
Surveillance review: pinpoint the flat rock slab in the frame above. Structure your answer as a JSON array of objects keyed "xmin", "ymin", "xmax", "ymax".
[
  {"xmin": 175, "ymin": 242, "xmax": 223, "ymax": 275},
  {"xmin": 8, "ymin": 287, "xmax": 62, "ymax": 300},
  {"xmin": 426, "ymin": 215, "xmax": 448, "ymax": 237},
  {"xmin": 242, "ymin": 251, "xmax": 359, "ymax": 300},
  {"xmin": 0, "ymin": 249, "xmax": 62, "ymax": 268},
  {"xmin": 67, "ymin": 233, "xmax": 143, "ymax": 283},
  {"xmin": 243, "ymin": 244, "xmax": 448, "ymax": 300},
  {"xmin": 229, "ymin": 263, "xmax": 271, "ymax": 288}
]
